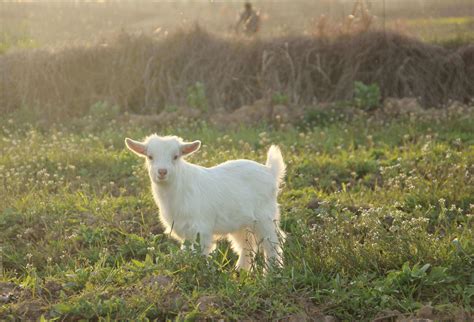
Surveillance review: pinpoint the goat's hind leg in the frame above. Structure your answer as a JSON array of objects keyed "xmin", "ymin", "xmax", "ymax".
[
  {"xmin": 254, "ymin": 217, "xmax": 284, "ymax": 269},
  {"xmin": 228, "ymin": 229, "xmax": 257, "ymax": 271}
]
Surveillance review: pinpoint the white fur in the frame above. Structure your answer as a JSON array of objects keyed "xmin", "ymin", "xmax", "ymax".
[{"xmin": 125, "ymin": 134, "xmax": 286, "ymax": 270}]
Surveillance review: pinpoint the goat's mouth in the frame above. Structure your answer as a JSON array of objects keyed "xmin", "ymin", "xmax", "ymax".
[{"xmin": 154, "ymin": 175, "xmax": 168, "ymax": 183}]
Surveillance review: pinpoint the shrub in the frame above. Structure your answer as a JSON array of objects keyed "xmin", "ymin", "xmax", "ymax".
[
  {"xmin": 271, "ymin": 92, "xmax": 289, "ymax": 105},
  {"xmin": 187, "ymin": 81, "xmax": 208, "ymax": 112},
  {"xmin": 353, "ymin": 81, "xmax": 381, "ymax": 110},
  {"xmin": 1, "ymin": 28, "xmax": 472, "ymax": 118},
  {"xmin": 88, "ymin": 101, "xmax": 120, "ymax": 120}
]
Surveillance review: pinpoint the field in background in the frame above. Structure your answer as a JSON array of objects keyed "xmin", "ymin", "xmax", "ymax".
[
  {"xmin": 1, "ymin": 109, "xmax": 473, "ymax": 320},
  {"xmin": 1, "ymin": 1, "xmax": 473, "ymax": 121},
  {"xmin": 1, "ymin": 27, "xmax": 473, "ymax": 122},
  {"xmin": 1, "ymin": 0, "xmax": 473, "ymax": 48},
  {"xmin": 397, "ymin": 16, "xmax": 474, "ymax": 46}
]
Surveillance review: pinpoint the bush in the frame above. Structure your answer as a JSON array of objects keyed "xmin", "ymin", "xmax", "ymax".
[
  {"xmin": 271, "ymin": 92, "xmax": 289, "ymax": 105},
  {"xmin": 187, "ymin": 81, "xmax": 209, "ymax": 112},
  {"xmin": 88, "ymin": 101, "xmax": 120, "ymax": 120},
  {"xmin": 1, "ymin": 28, "xmax": 472, "ymax": 119},
  {"xmin": 353, "ymin": 81, "xmax": 381, "ymax": 110}
]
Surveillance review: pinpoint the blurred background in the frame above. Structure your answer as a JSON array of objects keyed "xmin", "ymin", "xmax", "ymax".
[
  {"xmin": 0, "ymin": 0, "xmax": 473, "ymax": 122},
  {"xmin": 2, "ymin": 0, "xmax": 473, "ymax": 48}
]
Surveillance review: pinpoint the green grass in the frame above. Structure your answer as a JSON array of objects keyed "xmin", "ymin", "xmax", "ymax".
[
  {"xmin": 393, "ymin": 16, "xmax": 474, "ymax": 47},
  {"xmin": 0, "ymin": 23, "xmax": 38, "ymax": 55},
  {"xmin": 0, "ymin": 108, "xmax": 473, "ymax": 320},
  {"xmin": 405, "ymin": 16, "xmax": 474, "ymax": 27}
]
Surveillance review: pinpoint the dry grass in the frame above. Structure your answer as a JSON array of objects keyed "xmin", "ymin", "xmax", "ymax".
[
  {"xmin": 1, "ymin": 26, "xmax": 472, "ymax": 120},
  {"xmin": 0, "ymin": 32, "xmax": 153, "ymax": 118}
]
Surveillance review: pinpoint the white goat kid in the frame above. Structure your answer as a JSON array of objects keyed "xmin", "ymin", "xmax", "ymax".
[{"xmin": 125, "ymin": 135, "xmax": 286, "ymax": 270}]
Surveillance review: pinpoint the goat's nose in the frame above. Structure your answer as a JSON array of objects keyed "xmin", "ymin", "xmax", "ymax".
[{"xmin": 158, "ymin": 169, "xmax": 168, "ymax": 176}]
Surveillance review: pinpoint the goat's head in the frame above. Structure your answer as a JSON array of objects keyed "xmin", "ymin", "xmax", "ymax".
[{"xmin": 125, "ymin": 135, "xmax": 201, "ymax": 184}]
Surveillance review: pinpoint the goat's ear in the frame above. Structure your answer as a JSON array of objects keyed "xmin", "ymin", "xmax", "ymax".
[
  {"xmin": 181, "ymin": 140, "xmax": 201, "ymax": 156},
  {"xmin": 125, "ymin": 138, "xmax": 147, "ymax": 157}
]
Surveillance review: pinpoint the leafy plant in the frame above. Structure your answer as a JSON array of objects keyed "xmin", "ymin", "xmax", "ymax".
[
  {"xmin": 88, "ymin": 101, "xmax": 120, "ymax": 120},
  {"xmin": 187, "ymin": 82, "xmax": 208, "ymax": 112},
  {"xmin": 353, "ymin": 81, "xmax": 381, "ymax": 110},
  {"xmin": 271, "ymin": 92, "xmax": 289, "ymax": 105},
  {"xmin": 164, "ymin": 105, "xmax": 178, "ymax": 113}
]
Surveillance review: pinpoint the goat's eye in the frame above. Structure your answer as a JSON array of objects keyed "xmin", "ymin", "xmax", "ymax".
[
  {"xmin": 173, "ymin": 155, "xmax": 178, "ymax": 161},
  {"xmin": 148, "ymin": 155, "xmax": 153, "ymax": 161}
]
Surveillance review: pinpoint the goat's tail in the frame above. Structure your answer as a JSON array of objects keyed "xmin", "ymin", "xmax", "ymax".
[{"xmin": 266, "ymin": 145, "xmax": 286, "ymax": 189}]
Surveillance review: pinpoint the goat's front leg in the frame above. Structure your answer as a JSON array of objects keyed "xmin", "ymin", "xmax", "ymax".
[
  {"xmin": 180, "ymin": 232, "xmax": 215, "ymax": 255},
  {"xmin": 198, "ymin": 232, "xmax": 215, "ymax": 256},
  {"xmin": 180, "ymin": 242, "xmax": 195, "ymax": 251}
]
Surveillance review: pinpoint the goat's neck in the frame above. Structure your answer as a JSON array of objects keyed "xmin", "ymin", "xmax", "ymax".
[{"xmin": 153, "ymin": 161, "xmax": 195, "ymax": 198}]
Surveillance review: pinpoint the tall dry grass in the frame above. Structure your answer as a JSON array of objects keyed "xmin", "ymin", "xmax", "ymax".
[
  {"xmin": 1, "ymin": 32, "xmax": 153, "ymax": 119},
  {"xmin": 1, "ymin": 26, "xmax": 472, "ymax": 120}
]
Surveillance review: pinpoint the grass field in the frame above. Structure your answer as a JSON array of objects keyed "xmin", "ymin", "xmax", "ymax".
[
  {"xmin": 1, "ymin": 0, "xmax": 474, "ymax": 52},
  {"xmin": 1, "ymin": 107, "xmax": 473, "ymax": 320},
  {"xmin": 397, "ymin": 16, "xmax": 474, "ymax": 47}
]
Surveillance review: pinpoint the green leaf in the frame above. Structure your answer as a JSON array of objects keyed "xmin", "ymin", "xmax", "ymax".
[
  {"xmin": 419, "ymin": 263, "xmax": 431, "ymax": 273},
  {"xmin": 131, "ymin": 259, "xmax": 145, "ymax": 268},
  {"xmin": 54, "ymin": 302, "xmax": 73, "ymax": 314}
]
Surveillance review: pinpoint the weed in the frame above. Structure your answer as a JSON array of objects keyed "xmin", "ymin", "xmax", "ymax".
[
  {"xmin": 88, "ymin": 101, "xmax": 120, "ymax": 121},
  {"xmin": 187, "ymin": 82, "xmax": 208, "ymax": 112},
  {"xmin": 354, "ymin": 81, "xmax": 381, "ymax": 110},
  {"xmin": 271, "ymin": 92, "xmax": 289, "ymax": 106}
]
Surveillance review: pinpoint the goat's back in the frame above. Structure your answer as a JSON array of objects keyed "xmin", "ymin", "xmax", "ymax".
[{"xmin": 207, "ymin": 159, "xmax": 275, "ymax": 191}]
